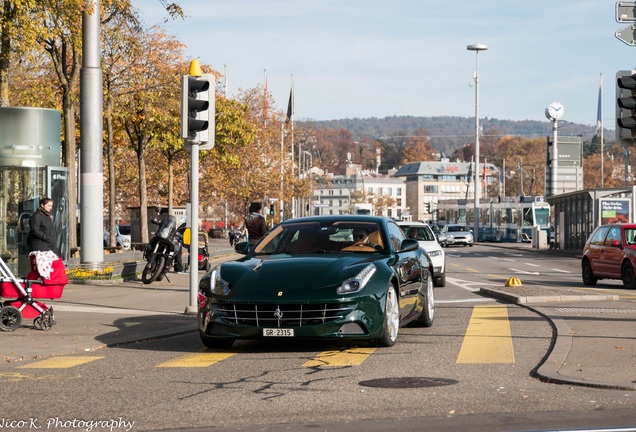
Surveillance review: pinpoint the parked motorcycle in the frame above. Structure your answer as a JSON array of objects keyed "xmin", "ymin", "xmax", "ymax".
[{"xmin": 141, "ymin": 215, "xmax": 181, "ymax": 284}]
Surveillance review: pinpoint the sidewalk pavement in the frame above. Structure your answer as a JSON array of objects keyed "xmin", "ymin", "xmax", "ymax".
[
  {"xmin": 1, "ymin": 251, "xmax": 241, "ymax": 363},
  {"xmin": 481, "ymin": 242, "xmax": 636, "ymax": 390},
  {"xmin": 2, "ymin": 243, "xmax": 636, "ymax": 391}
]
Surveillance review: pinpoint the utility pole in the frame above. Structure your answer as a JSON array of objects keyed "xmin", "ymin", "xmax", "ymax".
[{"xmin": 80, "ymin": 0, "xmax": 104, "ymax": 267}]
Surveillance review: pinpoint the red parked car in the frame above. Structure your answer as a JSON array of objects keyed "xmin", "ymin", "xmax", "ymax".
[{"xmin": 581, "ymin": 223, "xmax": 636, "ymax": 289}]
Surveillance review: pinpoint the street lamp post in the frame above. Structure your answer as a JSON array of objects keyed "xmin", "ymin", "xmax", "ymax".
[
  {"xmin": 467, "ymin": 43, "xmax": 487, "ymax": 241},
  {"xmin": 485, "ymin": 156, "xmax": 506, "ymax": 198}
]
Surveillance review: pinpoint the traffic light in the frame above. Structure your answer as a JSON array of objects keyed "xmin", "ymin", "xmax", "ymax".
[
  {"xmin": 616, "ymin": 69, "xmax": 636, "ymax": 146},
  {"xmin": 269, "ymin": 204, "xmax": 274, "ymax": 215},
  {"xmin": 425, "ymin": 202, "xmax": 431, "ymax": 213},
  {"xmin": 181, "ymin": 60, "xmax": 215, "ymax": 149}
]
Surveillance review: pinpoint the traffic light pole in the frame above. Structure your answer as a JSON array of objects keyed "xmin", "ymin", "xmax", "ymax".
[
  {"xmin": 181, "ymin": 60, "xmax": 214, "ymax": 315},
  {"xmin": 186, "ymin": 141, "xmax": 200, "ymax": 314}
]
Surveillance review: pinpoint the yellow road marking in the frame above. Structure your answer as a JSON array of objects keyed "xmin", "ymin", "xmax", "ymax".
[
  {"xmin": 156, "ymin": 352, "xmax": 236, "ymax": 368},
  {"xmin": 17, "ymin": 356, "xmax": 104, "ymax": 369},
  {"xmin": 465, "ymin": 267, "xmax": 479, "ymax": 272},
  {"xmin": 457, "ymin": 305, "xmax": 515, "ymax": 364},
  {"xmin": 303, "ymin": 347, "xmax": 376, "ymax": 367}
]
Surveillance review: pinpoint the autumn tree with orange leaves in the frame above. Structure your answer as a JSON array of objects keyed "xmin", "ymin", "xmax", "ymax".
[{"xmin": 401, "ymin": 128, "xmax": 436, "ymax": 164}]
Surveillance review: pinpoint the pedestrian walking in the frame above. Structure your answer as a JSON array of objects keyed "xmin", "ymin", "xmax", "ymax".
[{"xmin": 244, "ymin": 202, "xmax": 267, "ymax": 245}]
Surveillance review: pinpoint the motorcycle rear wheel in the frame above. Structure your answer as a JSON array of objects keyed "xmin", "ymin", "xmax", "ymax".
[{"xmin": 142, "ymin": 256, "xmax": 166, "ymax": 284}]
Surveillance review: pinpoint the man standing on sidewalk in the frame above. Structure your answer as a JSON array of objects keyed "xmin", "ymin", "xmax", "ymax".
[{"xmin": 245, "ymin": 202, "xmax": 267, "ymax": 246}]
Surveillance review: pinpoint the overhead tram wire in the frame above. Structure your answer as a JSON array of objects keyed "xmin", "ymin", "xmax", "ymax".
[
  {"xmin": 379, "ymin": 133, "xmax": 582, "ymax": 139},
  {"xmin": 370, "ymin": 119, "xmax": 601, "ymax": 141}
]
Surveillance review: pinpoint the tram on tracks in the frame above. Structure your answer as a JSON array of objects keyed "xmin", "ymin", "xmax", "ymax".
[{"xmin": 436, "ymin": 196, "xmax": 551, "ymax": 242}]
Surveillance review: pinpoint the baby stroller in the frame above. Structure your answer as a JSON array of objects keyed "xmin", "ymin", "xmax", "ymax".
[{"xmin": 0, "ymin": 251, "xmax": 68, "ymax": 332}]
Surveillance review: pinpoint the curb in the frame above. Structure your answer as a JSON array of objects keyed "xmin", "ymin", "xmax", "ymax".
[
  {"xmin": 530, "ymin": 306, "xmax": 636, "ymax": 391},
  {"xmin": 479, "ymin": 287, "xmax": 620, "ymax": 304},
  {"xmin": 478, "ymin": 286, "xmax": 636, "ymax": 391}
]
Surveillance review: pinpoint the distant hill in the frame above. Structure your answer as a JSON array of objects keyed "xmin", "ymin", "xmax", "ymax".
[{"xmin": 299, "ymin": 115, "xmax": 608, "ymax": 157}]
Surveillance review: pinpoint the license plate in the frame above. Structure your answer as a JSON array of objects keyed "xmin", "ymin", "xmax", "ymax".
[{"xmin": 263, "ymin": 328, "xmax": 294, "ymax": 337}]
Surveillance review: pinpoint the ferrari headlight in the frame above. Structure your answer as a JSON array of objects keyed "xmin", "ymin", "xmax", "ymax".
[
  {"xmin": 210, "ymin": 266, "xmax": 230, "ymax": 295},
  {"xmin": 428, "ymin": 250, "xmax": 442, "ymax": 257},
  {"xmin": 337, "ymin": 264, "xmax": 376, "ymax": 295}
]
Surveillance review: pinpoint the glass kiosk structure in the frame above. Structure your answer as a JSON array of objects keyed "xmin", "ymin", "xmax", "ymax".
[{"xmin": 0, "ymin": 107, "xmax": 69, "ymax": 276}]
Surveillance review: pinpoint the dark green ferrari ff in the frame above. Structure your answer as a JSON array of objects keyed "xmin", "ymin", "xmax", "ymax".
[{"xmin": 198, "ymin": 215, "xmax": 434, "ymax": 349}]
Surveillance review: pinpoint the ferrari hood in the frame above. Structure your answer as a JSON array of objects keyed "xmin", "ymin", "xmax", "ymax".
[{"xmin": 215, "ymin": 254, "xmax": 380, "ymax": 301}]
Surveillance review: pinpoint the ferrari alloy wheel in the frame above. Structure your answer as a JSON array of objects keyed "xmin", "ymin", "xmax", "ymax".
[
  {"xmin": 377, "ymin": 285, "xmax": 399, "ymax": 347},
  {"xmin": 423, "ymin": 274, "xmax": 435, "ymax": 326}
]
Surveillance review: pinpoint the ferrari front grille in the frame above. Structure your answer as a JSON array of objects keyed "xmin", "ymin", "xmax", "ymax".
[{"xmin": 212, "ymin": 303, "xmax": 354, "ymax": 327}]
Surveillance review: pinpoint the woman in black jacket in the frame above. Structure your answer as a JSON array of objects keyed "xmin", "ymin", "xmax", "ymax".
[{"xmin": 27, "ymin": 197, "xmax": 59, "ymax": 255}]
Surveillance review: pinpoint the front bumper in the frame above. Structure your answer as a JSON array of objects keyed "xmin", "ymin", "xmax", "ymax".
[
  {"xmin": 198, "ymin": 297, "xmax": 386, "ymax": 341},
  {"xmin": 446, "ymin": 237, "xmax": 473, "ymax": 245},
  {"xmin": 428, "ymin": 256, "xmax": 445, "ymax": 275}
]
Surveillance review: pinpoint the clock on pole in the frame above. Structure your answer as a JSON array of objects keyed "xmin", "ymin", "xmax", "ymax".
[
  {"xmin": 544, "ymin": 102, "xmax": 564, "ymax": 196},
  {"xmin": 545, "ymin": 102, "xmax": 565, "ymax": 121}
]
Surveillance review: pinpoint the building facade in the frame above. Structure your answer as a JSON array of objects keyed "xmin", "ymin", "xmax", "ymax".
[
  {"xmin": 311, "ymin": 165, "xmax": 407, "ymax": 218},
  {"xmin": 394, "ymin": 159, "xmax": 500, "ymax": 222},
  {"xmin": 310, "ymin": 159, "xmax": 500, "ymax": 222}
]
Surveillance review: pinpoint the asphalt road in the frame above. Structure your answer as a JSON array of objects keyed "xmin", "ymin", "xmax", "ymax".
[{"xmin": 1, "ymin": 243, "xmax": 636, "ymax": 432}]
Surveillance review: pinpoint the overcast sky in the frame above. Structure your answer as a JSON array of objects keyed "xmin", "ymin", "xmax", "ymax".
[{"xmin": 136, "ymin": 0, "xmax": 631, "ymax": 128}]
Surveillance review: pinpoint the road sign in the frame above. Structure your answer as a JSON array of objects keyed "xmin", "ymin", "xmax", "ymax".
[
  {"xmin": 616, "ymin": 1, "xmax": 636, "ymax": 22},
  {"xmin": 616, "ymin": 24, "xmax": 636, "ymax": 46}
]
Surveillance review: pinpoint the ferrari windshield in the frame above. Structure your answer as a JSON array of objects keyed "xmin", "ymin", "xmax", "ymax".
[{"xmin": 253, "ymin": 221, "xmax": 386, "ymax": 254}]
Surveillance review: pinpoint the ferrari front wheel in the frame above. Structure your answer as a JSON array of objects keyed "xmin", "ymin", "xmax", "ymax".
[
  {"xmin": 376, "ymin": 285, "xmax": 399, "ymax": 347},
  {"xmin": 414, "ymin": 273, "xmax": 434, "ymax": 327}
]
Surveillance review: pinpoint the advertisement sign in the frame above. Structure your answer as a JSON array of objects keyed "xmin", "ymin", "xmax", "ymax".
[
  {"xmin": 48, "ymin": 167, "xmax": 69, "ymax": 261},
  {"xmin": 599, "ymin": 198, "xmax": 631, "ymax": 225}
]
